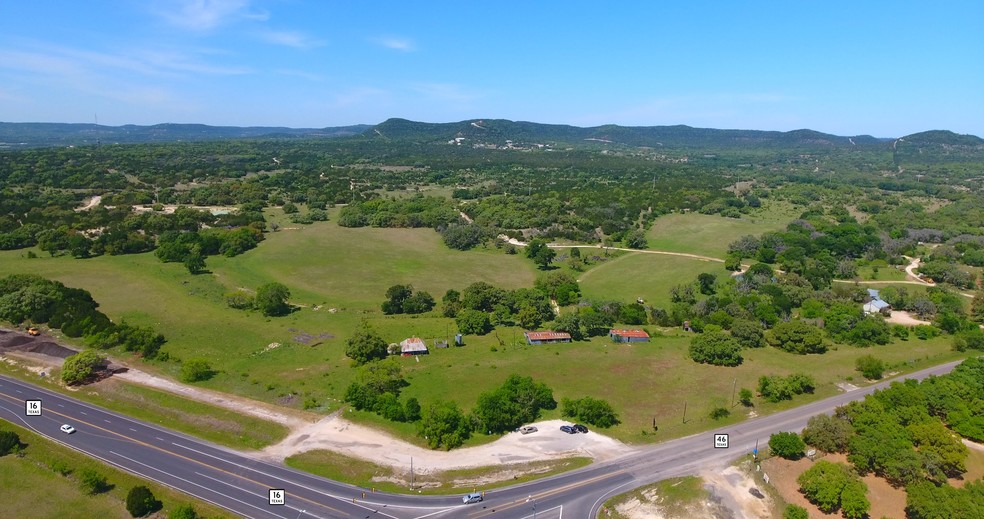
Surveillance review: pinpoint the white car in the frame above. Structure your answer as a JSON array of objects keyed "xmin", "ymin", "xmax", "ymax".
[
  {"xmin": 519, "ymin": 425, "xmax": 538, "ymax": 434},
  {"xmin": 59, "ymin": 424, "xmax": 76, "ymax": 434}
]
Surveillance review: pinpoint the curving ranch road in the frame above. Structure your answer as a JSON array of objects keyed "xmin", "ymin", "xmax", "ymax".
[{"xmin": 0, "ymin": 358, "xmax": 967, "ymax": 518}]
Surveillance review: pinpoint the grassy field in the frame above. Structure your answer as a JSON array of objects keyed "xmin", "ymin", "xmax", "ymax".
[
  {"xmin": 0, "ymin": 208, "xmax": 971, "ymax": 451},
  {"xmin": 0, "ymin": 214, "xmax": 537, "ymax": 407},
  {"xmin": 285, "ymin": 449, "xmax": 591, "ymax": 494},
  {"xmin": 0, "ymin": 420, "xmax": 233, "ymax": 518},
  {"xmin": 577, "ymin": 252, "xmax": 730, "ymax": 308},
  {"xmin": 646, "ymin": 210, "xmax": 790, "ymax": 258},
  {"xmin": 856, "ymin": 265, "xmax": 908, "ymax": 281}
]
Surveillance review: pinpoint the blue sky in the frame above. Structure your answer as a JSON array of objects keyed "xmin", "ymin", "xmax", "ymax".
[{"xmin": 1, "ymin": 1, "xmax": 982, "ymax": 137}]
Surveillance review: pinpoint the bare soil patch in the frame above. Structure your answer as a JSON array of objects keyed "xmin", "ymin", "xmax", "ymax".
[
  {"xmin": 885, "ymin": 310, "xmax": 931, "ymax": 326},
  {"xmin": 762, "ymin": 453, "xmax": 906, "ymax": 519}
]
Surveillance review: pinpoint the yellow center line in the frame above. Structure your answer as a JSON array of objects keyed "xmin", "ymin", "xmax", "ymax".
[
  {"xmin": 468, "ymin": 469, "xmax": 626, "ymax": 518},
  {"xmin": 0, "ymin": 389, "xmax": 360, "ymax": 518}
]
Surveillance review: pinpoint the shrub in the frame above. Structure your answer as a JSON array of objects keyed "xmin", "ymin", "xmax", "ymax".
[
  {"xmin": 758, "ymin": 373, "xmax": 815, "ymax": 402},
  {"xmin": 418, "ymin": 400, "xmax": 471, "ymax": 450},
  {"xmin": 797, "ymin": 461, "xmax": 869, "ymax": 516},
  {"xmin": 912, "ymin": 325, "xmax": 940, "ymax": 340},
  {"xmin": 802, "ymin": 414, "xmax": 854, "ymax": 453},
  {"xmin": 783, "ymin": 504, "xmax": 809, "ymax": 519},
  {"xmin": 562, "ymin": 396, "xmax": 620, "ymax": 428},
  {"xmin": 78, "ymin": 467, "xmax": 110, "ymax": 495},
  {"xmin": 0, "ymin": 430, "xmax": 21, "ymax": 456},
  {"xmin": 709, "ymin": 407, "xmax": 730, "ymax": 420},
  {"xmin": 169, "ymin": 504, "xmax": 200, "ymax": 519},
  {"xmin": 767, "ymin": 320, "xmax": 826, "ymax": 354},
  {"xmin": 225, "ymin": 291, "xmax": 255, "ymax": 310},
  {"xmin": 688, "ymin": 331, "xmax": 743, "ymax": 366},
  {"xmin": 60, "ymin": 350, "xmax": 105, "ymax": 385},
  {"xmin": 855, "ymin": 354, "xmax": 885, "ymax": 379},
  {"xmin": 125, "ymin": 485, "xmax": 162, "ymax": 517},
  {"xmin": 738, "ymin": 388, "xmax": 754, "ymax": 407},
  {"xmin": 455, "ymin": 309, "xmax": 493, "ymax": 335},
  {"xmin": 769, "ymin": 431, "xmax": 806, "ymax": 460},
  {"xmin": 179, "ymin": 358, "xmax": 214, "ymax": 383}
]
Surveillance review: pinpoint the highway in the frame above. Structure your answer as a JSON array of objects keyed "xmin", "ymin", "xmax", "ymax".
[{"xmin": 0, "ymin": 359, "xmax": 966, "ymax": 518}]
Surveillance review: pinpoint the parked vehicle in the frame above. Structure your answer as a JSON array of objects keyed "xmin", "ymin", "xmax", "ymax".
[
  {"xmin": 59, "ymin": 424, "xmax": 76, "ymax": 434},
  {"xmin": 573, "ymin": 424, "xmax": 589, "ymax": 434},
  {"xmin": 560, "ymin": 425, "xmax": 576, "ymax": 434},
  {"xmin": 519, "ymin": 425, "xmax": 538, "ymax": 434},
  {"xmin": 462, "ymin": 492, "xmax": 483, "ymax": 504}
]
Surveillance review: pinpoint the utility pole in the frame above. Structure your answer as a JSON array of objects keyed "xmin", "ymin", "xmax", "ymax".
[
  {"xmin": 410, "ymin": 457, "xmax": 414, "ymax": 491},
  {"xmin": 731, "ymin": 378, "xmax": 737, "ymax": 407},
  {"xmin": 682, "ymin": 401, "xmax": 688, "ymax": 424}
]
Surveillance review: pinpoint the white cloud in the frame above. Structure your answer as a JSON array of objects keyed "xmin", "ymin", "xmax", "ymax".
[
  {"xmin": 152, "ymin": 0, "xmax": 268, "ymax": 31},
  {"xmin": 258, "ymin": 30, "xmax": 325, "ymax": 49},
  {"xmin": 372, "ymin": 36, "xmax": 416, "ymax": 52}
]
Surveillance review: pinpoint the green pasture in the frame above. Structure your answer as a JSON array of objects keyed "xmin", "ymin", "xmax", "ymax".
[
  {"xmin": 856, "ymin": 265, "xmax": 907, "ymax": 281},
  {"xmin": 577, "ymin": 252, "xmax": 730, "ymax": 308},
  {"xmin": 0, "ymin": 216, "xmax": 970, "ymax": 450},
  {"xmin": 0, "ymin": 420, "xmax": 233, "ymax": 518},
  {"xmin": 646, "ymin": 211, "xmax": 788, "ymax": 258}
]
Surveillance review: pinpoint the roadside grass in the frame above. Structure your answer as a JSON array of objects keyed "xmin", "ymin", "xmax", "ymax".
[
  {"xmin": 646, "ymin": 212, "xmax": 788, "ymax": 258},
  {"xmin": 69, "ymin": 378, "xmax": 290, "ymax": 450},
  {"xmin": 0, "ymin": 360, "xmax": 288, "ymax": 450},
  {"xmin": 602, "ymin": 476, "xmax": 708, "ymax": 518},
  {"xmin": 0, "ymin": 420, "xmax": 233, "ymax": 518},
  {"xmin": 577, "ymin": 252, "xmax": 730, "ymax": 308},
  {"xmin": 284, "ymin": 449, "xmax": 591, "ymax": 495}
]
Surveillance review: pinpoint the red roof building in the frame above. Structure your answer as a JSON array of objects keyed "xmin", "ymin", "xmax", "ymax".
[
  {"xmin": 609, "ymin": 329, "xmax": 650, "ymax": 342},
  {"xmin": 524, "ymin": 331, "xmax": 572, "ymax": 344}
]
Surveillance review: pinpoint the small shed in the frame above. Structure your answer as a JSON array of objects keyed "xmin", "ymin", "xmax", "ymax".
[
  {"xmin": 609, "ymin": 329, "xmax": 650, "ymax": 343},
  {"xmin": 400, "ymin": 337, "xmax": 429, "ymax": 355},
  {"xmin": 863, "ymin": 288, "xmax": 892, "ymax": 316},
  {"xmin": 524, "ymin": 331, "xmax": 572, "ymax": 345},
  {"xmin": 863, "ymin": 299, "xmax": 891, "ymax": 315}
]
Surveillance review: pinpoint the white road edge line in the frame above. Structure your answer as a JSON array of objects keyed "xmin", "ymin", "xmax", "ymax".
[
  {"xmin": 0, "ymin": 404, "xmax": 259, "ymax": 519},
  {"xmin": 110, "ymin": 451, "xmax": 284, "ymax": 519},
  {"xmin": 192, "ymin": 471, "xmax": 327, "ymax": 519},
  {"xmin": 516, "ymin": 504, "xmax": 563, "ymax": 519},
  {"xmin": 172, "ymin": 441, "xmax": 418, "ymax": 516}
]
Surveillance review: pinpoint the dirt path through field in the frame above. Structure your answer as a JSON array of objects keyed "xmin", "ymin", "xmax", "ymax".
[{"xmin": 75, "ymin": 195, "xmax": 102, "ymax": 212}]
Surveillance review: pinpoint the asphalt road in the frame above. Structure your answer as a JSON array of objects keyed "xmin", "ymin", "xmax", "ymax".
[{"xmin": 0, "ymin": 358, "xmax": 967, "ymax": 518}]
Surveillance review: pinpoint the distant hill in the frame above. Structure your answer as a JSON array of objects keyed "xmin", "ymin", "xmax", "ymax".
[
  {"xmin": 893, "ymin": 130, "xmax": 984, "ymax": 164},
  {"xmin": 0, "ymin": 122, "xmax": 371, "ymax": 148},
  {"xmin": 3, "ymin": 119, "xmax": 980, "ymax": 156},
  {"xmin": 366, "ymin": 118, "xmax": 890, "ymax": 149}
]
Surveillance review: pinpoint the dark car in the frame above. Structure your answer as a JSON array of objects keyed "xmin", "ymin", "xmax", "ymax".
[
  {"xmin": 573, "ymin": 424, "xmax": 589, "ymax": 434},
  {"xmin": 560, "ymin": 425, "xmax": 576, "ymax": 434}
]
